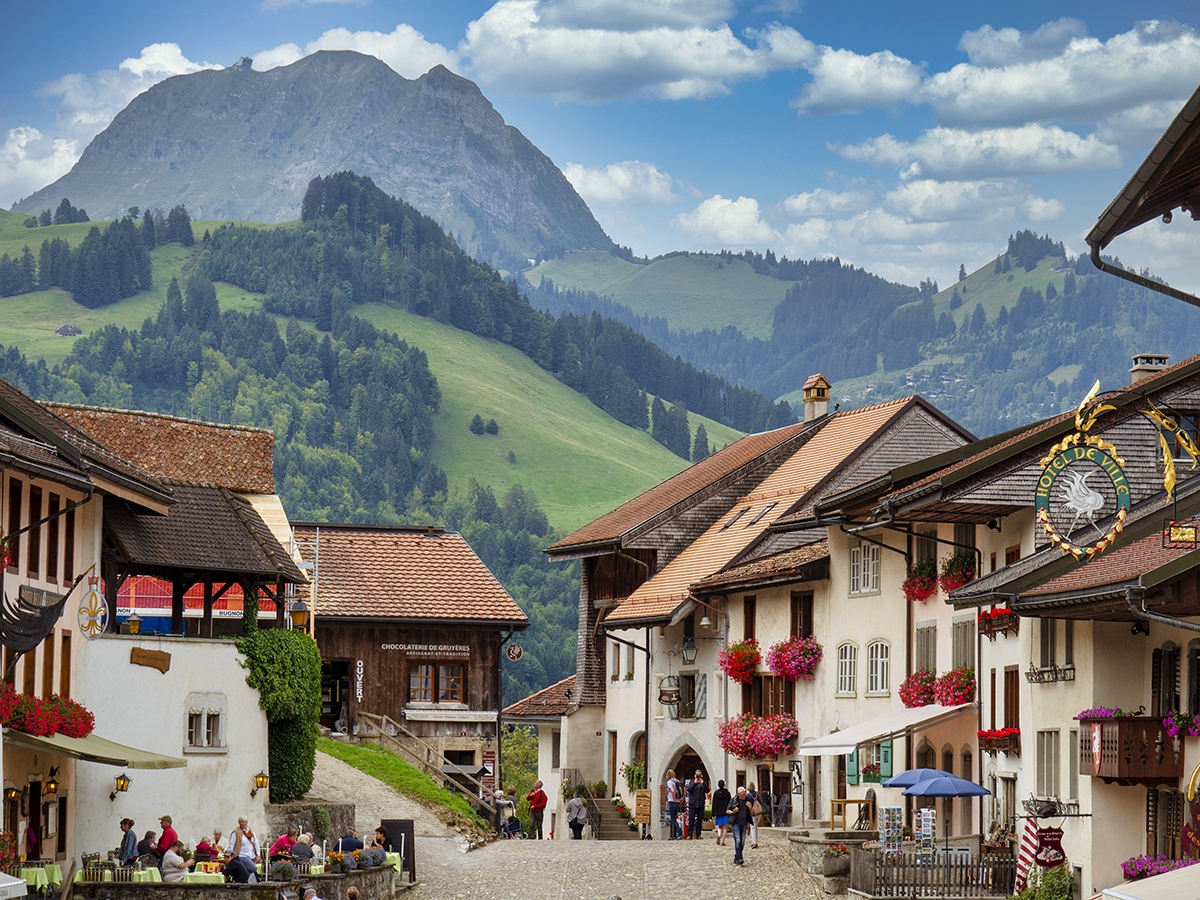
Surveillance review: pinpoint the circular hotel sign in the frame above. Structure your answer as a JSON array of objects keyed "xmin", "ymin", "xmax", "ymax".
[{"xmin": 1036, "ymin": 438, "xmax": 1130, "ymax": 563}]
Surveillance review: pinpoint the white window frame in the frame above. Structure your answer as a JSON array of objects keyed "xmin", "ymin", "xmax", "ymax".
[
  {"xmin": 184, "ymin": 692, "xmax": 228, "ymax": 754},
  {"xmin": 867, "ymin": 641, "xmax": 890, "ymax": 695},
  {"xmin": 849, "ymin": 541, "xmax": 880, "ymax": 595},
  {"xmin": 836, "ymin": 642, "xmax": 858, "ymax": 696}
]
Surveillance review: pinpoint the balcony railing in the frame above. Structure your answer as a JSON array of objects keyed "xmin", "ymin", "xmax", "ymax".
[
  {"xmin": 979, "ymin": 613, "xmax": 1018, "ymax": 641},
  {"xmin": 849, "ymin": 849, "xmax": 1017, "ymax": 898},
  {"xmin": 979, "ymin": 732, "xmax": 1020, "ymax": 756},
  {"xmin": 1077, "ymin": 716, "xmax": 1182, "ymax": 787}
]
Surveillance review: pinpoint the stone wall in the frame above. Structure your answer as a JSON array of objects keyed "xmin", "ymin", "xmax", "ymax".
[
  {"xmin": 265, "ymin": 801, "xmax": 356, "ymax": 848},
  {"xmin": 73, "ymin": 864, "xmax": 405, "ymax": 900}
]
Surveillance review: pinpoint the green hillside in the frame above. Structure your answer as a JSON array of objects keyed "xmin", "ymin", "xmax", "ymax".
[{"xmin": 530, "ymin": 249, "xmax": 788, "ymax": 339}]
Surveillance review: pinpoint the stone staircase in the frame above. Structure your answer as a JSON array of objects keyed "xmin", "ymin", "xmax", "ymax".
[{"xmin": 593, "ymin": 801, "xmax": 643, "ymax": 840}]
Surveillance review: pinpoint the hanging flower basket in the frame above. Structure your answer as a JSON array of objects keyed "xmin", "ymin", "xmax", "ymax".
[
  {"xmin": 766, "ymin": 635, "xmax": 823, "ymax": 680},
  {"xmin": 939, "ymin": 550, "xmax": 977, "ymax": 594},
  {"xmin": 718, "ymin": 712, "xmax": 798, "ymax": 759},
  {"xmin": 933, "ymin": 666, "xmax": 975, "ymax": 705},
  {"xmin": 978, "ymin": 607, "xmax": 1019, "ymax": 640},
  {"xmin": 902, "ymin": 559, "xmax": 937, "ymax": 603},
  {"xmin": 718, "ymin": 639, "xmax": 761, "ymax": 684},
  {"xmin": 1163, "ymin": 709, "xmax": 1200, "ymax": 738},
  {"xmin": 0, "ymin": 683, "xmax": 94, "ymax": 738},
  {"xmin": 899, "ymin": 669, "xmax": 936, "ymax": 708}
]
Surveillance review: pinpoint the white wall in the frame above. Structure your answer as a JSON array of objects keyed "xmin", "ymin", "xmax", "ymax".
[{"xmin": 73, "ymin": 635, "xmax": 268, "ymax": 857}]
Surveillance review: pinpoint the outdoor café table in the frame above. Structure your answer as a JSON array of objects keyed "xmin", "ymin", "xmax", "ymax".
[
  {"xmin": 183, "ymin": 871, "xmax": 226, "ymax": 884},
  {"xmin": 19, "ymin": 867, "xmax": 49, "ymax": 892},
  {"xmin": 830, "ymin": 797, "xmax": 874, "ymax": 831},
  {"xmin": 386, "ymin": 851, "xmax": 403, "ymax": 873}
]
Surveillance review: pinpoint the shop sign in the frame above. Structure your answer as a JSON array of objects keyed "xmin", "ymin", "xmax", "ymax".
[
  {"xmin": 506, "ymin": 644, "xmax": 523, "ymax": 662},
  {"xmin": 78, "ymin": 577, "xmax": 107, "ymax": 640},
  {"xmin": 482, "ymin": 749, "xmax": 495, "ymax": 796},
  {"xmin": 381, "ymin": 643, "xmax": 470, "ymax": 658},
  {"xmin": 1034, "ymin": 828, "xmax": 1065, "ymax": 867},
  {"xmin": 355, "ymin": 659, "xmax": 364, "ymax": 702}
]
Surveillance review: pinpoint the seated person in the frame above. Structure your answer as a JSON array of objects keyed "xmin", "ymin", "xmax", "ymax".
[
  {"xmin": 335, "ymin": 827, "xmax": 363, "ymax": 852},
  {"xmin": 161, "ymin": 841, "xmax": 195, "ymax": 883},
  {"xmin": 223, "ymin": 855, "xmax": 254, "ymax": 884},
  {"xmin": 371, "ymin": 826, "xmax": 393, "ymax": 853},
  {"xmin": 269, "ymin": 826, "xmax": 299, "ymax": 860},
  {"xmin": 291, "ymin": 833, "xmax": 315, "ymax": 862}
]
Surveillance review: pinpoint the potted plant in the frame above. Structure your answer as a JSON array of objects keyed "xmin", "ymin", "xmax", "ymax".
[
  {"xmin": 678, "ymin": 699, "xmax": 697, "ymax": 718},
  {"xmin": 325, "ymin": 851, "xmax": 349, "ymax": 874},
  {"xmin": 902, "ymin": 559, "xmax": 937, "ymax": 603},
  {"xmin": 1163, "ymin": 709, "xmax": 1200, "ymax": 738},
  {"xmin": 611, "ymin": 673, "xmax": 619, "ymax": 682},
  {"xmin": 718, "ymin": 639, "xmax": 761, "ymax": 684},
  {"xmin": 590, "ymin": 780, "xmax": 607, "ymax": 799},
  {"xmin": 620, "ymin": 758, "xmax": 646, "ymax": 793},
  {"xmin": 624, "ymin": 671, "xmax": 635, "ymax": 681},
  {"xmin": 940, "ymin": 550, "xmax": 977, "ymax": 594},
  {"xmin": 934, "ymin": 667, "xmax": 975, "ymax": 705},
  {"xmin": 766, "ymin": 635, "xmax": 823, "ymax": 680},
  {"xmin": 823, "ymin": 843, "xmax": 850, "ymax": 877},
  {"xmin": 860, "ymin": 761, "xmax": 881, "ymax": 783},
  {"xmin": 899, "ymin": 669, "xmax": 936, "ymax": 708},
  {"xmin": 268, "ymin": 860, "xmax": 297, "ymax": 882}
]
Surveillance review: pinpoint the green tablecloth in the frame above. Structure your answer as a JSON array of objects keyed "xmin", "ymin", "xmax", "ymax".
[
  {"xmin": 182, "ymin": 871, "xmax": 226, "ymax": 884},
  {"xmin": 19, "ymin": 868, "xmax": 47, "ymax": 891},
  {"xmin": 386, "ymin": 851, "xmax": 403, "ymax": 873},
  {"xmin": 74, "ymin": 867, "xmax": 161, "ymax": 884}
]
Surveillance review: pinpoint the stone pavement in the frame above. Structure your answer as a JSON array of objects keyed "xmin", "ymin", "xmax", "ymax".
[{"xmin": 410, "ymin": 828, "xmax": 824, "ymax": 900}]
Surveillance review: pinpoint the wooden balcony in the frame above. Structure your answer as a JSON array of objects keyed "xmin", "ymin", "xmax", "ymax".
[
  {"xmin": 979, "ymin": 613, "xmax": 1018, "ymax": 641},
  {"xmin": 1077, "ymin": 717, "xmax": 1182, "ymax": 787},
  {"xmin": 979, "ymin": 733, "xmax": 1020, "ymax": 756}
]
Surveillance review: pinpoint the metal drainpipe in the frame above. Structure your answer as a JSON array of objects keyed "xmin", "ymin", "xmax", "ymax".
[{"xmin": 1127, "ymin": 586, "xmax": 1200, "ymax": 633}]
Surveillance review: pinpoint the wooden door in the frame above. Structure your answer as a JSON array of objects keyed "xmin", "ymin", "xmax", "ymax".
[{"xmin": 608, "ymin": 731, "xmax": 617, "ymax": 794}]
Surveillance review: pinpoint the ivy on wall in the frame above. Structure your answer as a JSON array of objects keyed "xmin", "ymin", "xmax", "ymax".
[{"xmin": 237, "ymin": 629, "xmax": 322, "ymax": 803}]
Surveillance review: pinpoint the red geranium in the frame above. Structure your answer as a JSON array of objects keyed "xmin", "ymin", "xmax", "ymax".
[
  {"xmin": 718, "ymin": 640, "xmax": 761, "ymax": 685},
  {"xmin": 933, "ymin": 667, "xmax": 976, "ymax": 705},
  {"xmin": 899, "ymin": 669, "xmax": 936, "ymax": 708},
  {"xmin": 0, "ymin": 683, "xmax": 94, "ymax": 738},
  {"xmin": 902, "ymin": 559, "xmax": 937, "ymax": 603}
]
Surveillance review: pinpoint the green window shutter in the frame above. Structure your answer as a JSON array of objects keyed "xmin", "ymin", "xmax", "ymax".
[
  {"xmin": 880, "ymin": 740, "xmax": 893, "ymax": 778},
  {"xmin": 847, "ymin": 748, "xmax": 859, "ymax": 785}
]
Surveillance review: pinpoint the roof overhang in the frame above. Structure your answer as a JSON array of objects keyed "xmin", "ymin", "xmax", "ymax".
[
  {"xmin": 316, "ymin": 615, "xmax": 529, "ymax": 630},
  {"xmin": 797, "ymin": 703, "xmax": 976, "ymax": 756},
  {"xmin": 603, "ymin": 597, "xmax": 695, "ymax": 630},
  {"xmin": 4, "ymin": 728, "xmax": 186, "ymax": 769}
]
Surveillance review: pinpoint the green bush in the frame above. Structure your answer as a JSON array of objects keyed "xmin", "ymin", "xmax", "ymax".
[
  {"xmin": 313, "ymin": 807, "xmax": 331, "ymax": 843},
  {"xmin": 1015, "ymin": 863, "xmax": 1074, "ymax": 900}
]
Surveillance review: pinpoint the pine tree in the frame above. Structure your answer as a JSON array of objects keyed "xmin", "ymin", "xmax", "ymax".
[
  {"xmin": 958, "ymin": 263, "xmax": 967, "ymax": 282},
  {"xmin": 692, "ymin": 423, "xmax": 710, "ymax": 462},
  {"xmin": 650, "ymin": 397, "xmax": 668, "ymax": 446},
  {"xmin": 141, "ymin": 209, "xmax": 157, "ymax": 249},
  {"xmin": 469, "ymin": 414, "xmax": 485, "ymax": 435}
]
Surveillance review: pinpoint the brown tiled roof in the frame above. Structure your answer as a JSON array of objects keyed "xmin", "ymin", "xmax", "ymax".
[
  {"xmin": 106, "ymin": 481, "xmax": 304, "ymax": 581},
  {"xmin": 503, "ymin": 675, "xmax": 576, "ymax": 717},
  {"xmin": 293, "ymin": 524, "xmax": 529, "ymax": 625},
  {"xmin": 46, "ymin": 404, "xmax": 275, "ymax": 493},
  {"xmin": 0, "ymin": 424, "xmax": 90, "ymax": 487},
  {"xmin": 802, "ymin": 373, "xmax": 829, "ymax": 390},
  {"xmin": 0, "ymin": 379, "xmax": 171, "ymax": 503},
  {"xmin": 547, "ymin": 422, "xmax": 810, "ymax": 554},
  {"xmin": 1023, "ymin": 529, "xmax": 1190, "ymax": 597},
  {"xmin": 606, "ymin": 399, "xmax": 909, "ymax": 624},
  {"xmin": 691, "ymin": 540, "xmax": 829, "ymax": 591}
]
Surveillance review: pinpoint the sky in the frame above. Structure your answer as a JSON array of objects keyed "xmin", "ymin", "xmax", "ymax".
[{"xmin": 6, "ymin": 0, "xmax": 1200, "ymax": 290}]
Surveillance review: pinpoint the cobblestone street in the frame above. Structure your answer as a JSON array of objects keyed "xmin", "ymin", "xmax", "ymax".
[{"xmin": 410, "ymin": 829, "xmax": 823, "ymax": 900}]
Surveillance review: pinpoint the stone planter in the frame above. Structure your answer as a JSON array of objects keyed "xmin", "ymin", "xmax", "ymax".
[{"xmin": 823, "ymin": 855, "xmax": 850, "ymax": 877}]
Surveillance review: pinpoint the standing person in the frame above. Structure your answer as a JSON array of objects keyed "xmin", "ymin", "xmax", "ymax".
[
  {"xmin": 687, "ymin": 770, "xmax": 707, "ymax": 840},
  {"xmin": 727, "ymin": 786, "xmax": 754, "ymax": 866},
  {"xmin": 156, "ymin": 816, "xmax": 178, "ymax": 861},
  {"xmin": 117, "ymin": 818, "xmax": 138, "ymax": 864},
  {"xmin": 745, "ymin": 783, "xmax": 761, "ymax": 849},
  {"xmin": 526, "ymin": 780, "xmax": 547, "ymax": 840},
  {"xmin": 228, "ymin": 817, "xmax": 260, "ymax": 883},
  {"xmin": 665, "ymin": 769, "xmax": 682, "ymax": 840},
  {"xmin": 710, "ymin": 781, "xmax": 731, "ymax": 846},
  {"xmin": 565, "ymin": 788, "xmax": 587, "ymax": 839}
]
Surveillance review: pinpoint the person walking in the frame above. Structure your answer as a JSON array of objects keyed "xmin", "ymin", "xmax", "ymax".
[
  {"xmin": 117, "ymin": 818, "xmax": 138, "ymax": 865},
  {"xmin": 746, "ymin": 782, "xmax": 761, "ymax": 849},
  {"xmin": 665, "ymin": 769, "xmax": 683, "ymax": 840},
  {"xmin": 526, "ymin": 780, "xmax": 548, "ymax": 840},
  {"xmin": 711, "ymin": 781, "xmax": 731, "ymax": 846},
  {"xmin": 727, "ymin": 785, "xmax": 754, "ymax": 866},
  {"xmin": 686, "ymin": 770, "xmax": 707, "ymax": 840},
  {"xmin": 565, "ymin": 788, "xmax": 587, "ymax": 839}
]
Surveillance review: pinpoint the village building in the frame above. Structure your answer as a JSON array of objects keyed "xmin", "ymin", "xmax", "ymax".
[{"xmin": 292, "ymin": 522, "xmax": 528, "ymax": 798}]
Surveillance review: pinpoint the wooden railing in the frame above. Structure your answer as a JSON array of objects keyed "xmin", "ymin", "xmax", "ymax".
[
  {"xmin": 357, "ymin": 711, "xmax": 496, "ymax": 816},
  {"xmin": 562, "ymin": 768, "xmax": 602, "ymax": 837},
  {"xmin": 850, "ymin": 849, "xmax": 1017, "ymax": 898},
  {"xmin": 1078, "ymin": 716, "xmax": 1182, "ymax": 787}
]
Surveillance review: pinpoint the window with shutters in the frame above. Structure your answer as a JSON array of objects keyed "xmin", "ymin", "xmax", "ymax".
[
  {"xmin": 1153, "ymin": 643, "xmax": 1181, "ymax": 717},
  {"xmin": 743, "ymin": 674, "xmax": 791, "ymax": 717},
  {"xmin": 867, "ymin": 641, "xmax": 890, "ymax": 695},
  {"xmin": 1036, "ymin": 730, "xmax": 1060, "ymax": 796},
  {"xmin": 849, "ymin": 542, "xmax": 880, "ymax": 595},
  {"xmin": 27, "ymin": 484, "xmax": 41, "ymax": 577},
  {"xmin": 914, "ymin": 528, "xmax": 937, "ymax": 565},
  {"xmin": 954, "ymin": 523, "xmax": 976, "ymax": 550},
  {"xmin": 1039, "ymin": 618, "xmax": 1057, "ymax": 669},
  {"xmin": 1003, "ymin": 666, "xmax": 1020, "ymax": 729},
  {"xmin": 952, "ymin": 618, "xmax": 975, "ymax": 670},
  {"xmin": 836, "ymin": 643, "xmax": 857, "ymax": 695},
  {"xmin": 680, "ymin": 673, "xmax": 708, "ymax": 719},
  {"xmin": 914, "ymin": 623, "xmax": 937, "ymax": 672}
]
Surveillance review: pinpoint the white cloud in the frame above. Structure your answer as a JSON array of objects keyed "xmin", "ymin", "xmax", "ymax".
[
  {"xmin": 460, "ymin": 0, "xmax": 813, "ymax": 102},
  {"xmin": 0, "ymin": 127, "xmax": 79, "ymax": 209},
  {"xmin": 1094, "ymin": 100, "xmax": 1182, "ymax": 147},
  {"xmin": 255, "ymin": 24, "xmax": 459, "ymax": 78},
  {"xmin": 780, "ymin": 186, "xmax": 873, "ymax": 217},
  {"xmin": 833, "ymin": 124, "xmax": 1120, "ymax": 179},
  {"xmin": 672, "ymin": 194, "xmax": 779, "ymax": 246},
  {"xmin": 884, "ymin": 179, "xmax": 1063, "ymax": 223},
  {"xmin": 536, "ymin": 0, "xmax": 736, "ymax": 31},
  {"xmin": 957, "ymin": 18, "xmax": 1088, "ymax": 67},
  {"xmin": 792, "ymin": 48, "xmax": 923, "ymax": 115},
  {"xmin": 562, "ymin": 160, "xmax": 677, "ymax": 206}
]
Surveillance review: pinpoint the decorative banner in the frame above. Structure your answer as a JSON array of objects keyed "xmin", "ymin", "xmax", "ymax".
[
  {"xmin": 1034, "ymin": 827, "xmax": 1065, "ymax": 867},
  {"xmin": 77, "ymin": 577, "xmax": 107, "ymax": 640}
]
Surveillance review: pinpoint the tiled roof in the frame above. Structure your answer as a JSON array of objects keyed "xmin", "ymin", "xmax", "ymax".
[
  {"xmin": 106, "ymin": 481, "xmax": 305, "ymax": 582},
  {"xmin": 0, "ymin": 423, "xmax": 90, "ymax": 486},
  {"xmin": 503, "ymin": 675, "xmax": 576, "ymax": 718},
  {"xmin": 1023, "ymin": 529, "xmax": 1190, "ymax": 597},
  {"xmin": 691, "ymin": 539, "xmax": 829, "ymax": 591},
  {"xmin": 802, "ymin": 373, "xmax": 829, "ymax": 390},
  {"xmin": 0, "ymin": 379, "xmax": 171, "ymax": 503},
  {"xmin": 606, "ymin": 399, "xmax": 909, "ymax": 624},
  {"xmin": 293, "ymin": 524, "xmax": 529, "ymax": 625},
  {"xmin": 547, "ymin": 422, "xmax": 810, "ymax": 553},
  {"xmin": 46, "ymin": 404, "xmax": 275, "ymax": 493}
]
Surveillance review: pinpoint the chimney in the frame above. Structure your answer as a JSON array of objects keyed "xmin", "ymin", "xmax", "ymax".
[
  {"xmin": 1130, "ymin": 353, "xmax": 1169, "ymax": 383},
  {"xmin": 802, "ymin": 373, "xmax": 831, "ymax": 422}
]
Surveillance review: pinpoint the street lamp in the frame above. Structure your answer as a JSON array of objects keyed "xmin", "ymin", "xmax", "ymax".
[
  {"xmin": 251, "ymin": 771, "xmax": 269, "ymax": 798},
  {"xmin": 682, "ymin": 636, "xmax": 697, "ymax": 665},
  {"xmin": 289, "ymin": 599, "xmax": 310, "ymax": 630},
  {"xmin": 110, "ymin": 773, "xmax": 130, "ymax": 801}
]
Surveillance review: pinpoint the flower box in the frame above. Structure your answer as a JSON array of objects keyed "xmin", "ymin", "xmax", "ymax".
[
  {"xmin": 899, "ymin": 669, "xmax": 936, "ymax": 708},
  {"xmin": 862, "ymin": 772, "xmax": 882, "ymax": 783},
  {"xmin": 718, "ymin": 712, "xmax": 798, "ymax": 759},
  {"xmin": 718, "ymin": 640, "xmax": 761, "ymax": 684},
  {"xmin": 978, "ymin": 609, "xmax": 1019, "ymax": 640},
  {"xmin": 766, "ymin": 635, "xmax": 823, "ymax": 680},
  {"xmin": 939, "ymin": 550, "xmax": 977, "ymax": 594},
  {"xmin": 978, "ymin": 728, "xmax": 1020, "ymax": 755},
  {"xmin": 902, "ymin": 559, "xmax": 937, "ymax": 603},
  {"xmin": 934, "ymin": 667, "xmax": 975, "ymax": 706}
]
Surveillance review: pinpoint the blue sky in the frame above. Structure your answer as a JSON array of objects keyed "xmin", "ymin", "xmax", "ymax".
[{"xmin": 6, "ymin": 0, "xmax": 1200, "ymax": 289}]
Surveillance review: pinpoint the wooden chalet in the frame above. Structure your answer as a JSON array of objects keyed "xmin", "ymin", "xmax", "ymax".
[{"xmin": 292, "ymin": 523, "xmax": 528, "ymax": 769}]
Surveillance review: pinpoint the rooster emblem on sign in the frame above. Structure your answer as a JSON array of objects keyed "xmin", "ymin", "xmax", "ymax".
[{"xmin": 1057, "ymin": 469, "xmax": 1105, "ymax": 536}]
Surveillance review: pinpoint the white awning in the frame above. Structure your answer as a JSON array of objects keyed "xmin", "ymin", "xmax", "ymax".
[
  {"xmin": 1102, "ymin": 865, "xmax": 1200, "ymax": 900},
  {"xmin": 0, "ymin": 873, "xmax": 25, "ymax": 898},
  {"xmin": 797, "ymin": 703, "xmax": 976, "ymax": 756}
]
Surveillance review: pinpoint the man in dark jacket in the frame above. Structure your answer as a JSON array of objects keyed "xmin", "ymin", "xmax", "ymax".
[
  {"xmin": 728, "ymin": 785, "xmax": 754, "ymax": 865},
  {"xmin": 687, "ymin": 770, "xmax": 707, "ymax": 839}
]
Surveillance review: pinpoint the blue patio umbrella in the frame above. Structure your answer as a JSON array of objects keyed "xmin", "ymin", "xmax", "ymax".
[
  {"xmin": 882, "ymin": 768, "xmax": 954, "ymax": 789},
  {"xmin": 903, "ymin": 774, "xmax": 990, "ymax": 853}
]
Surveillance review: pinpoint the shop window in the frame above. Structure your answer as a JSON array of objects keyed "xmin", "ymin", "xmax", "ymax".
[
  {"xmin": 408, "ymin": 662, "xmax": 466, "ymax": 704},
  {"xmin": 849, "ymin": 542, "xmax": 880, "ymax": 594}
]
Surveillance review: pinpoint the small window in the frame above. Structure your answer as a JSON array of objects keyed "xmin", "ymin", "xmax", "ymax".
[
  {"xmin": 746, "ymin": 503, "xmax": 777, "ymax": 527},
  {"xmin": 184, "ymin": 695, "xmax": 227, "ymax": 752},
  {"xmin": 187, "ymin": 712, "xmax": 202, "ymax": 747},
  {"xmin": 27, "ymin": 485, "xmax": 42, "ymax": 577},
  {"xmin": 409, "ymin": 664, "xmax": 434, "ymax": 702},
  {"xmin": 1040, "ymin": 619, "xmax": 1057, "ymax": 669},
  {"xmin": 849, "ymin": 542, "xmax": 880, "ymax": 595},
  {"xmin": 1036, "ymin": 730, "xmax": 1060, "ymax": 797},
  {"xmin": 438, "ymin": 664, "xmax": 463, "ymax": 703},
  {"xmin": 837, "ymin": 643, "xmax": 857, "ymax": 695},
  {"xmin": 867, "ymin": 641, "xmax": 890, "ymax": 694},
  {"xmin": 551, "ymin": 730, "xmax": 561, "ymax": 770},
  {"xmin": 205, "ymin": 713, "xmax": 221, "ymax": 748},
  {"xmin": 722, "ymin": 507, "xmax": 751, "ymax": 530},
  {"xmin": 1005, "ymin": 544, "xmax": 1021, "ymax": 566},
  {"xmin": 952, "ymin": 618, "xmax": 976, "ymax": 670}
]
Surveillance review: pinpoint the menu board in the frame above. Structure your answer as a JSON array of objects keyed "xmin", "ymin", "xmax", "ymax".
[
  {"xmin": 916, "ymin": 808, "xmax": 936, "ymax": 863},
  {"xmin": 634, "ymin": 789, "xmax": 652, "ymax": 824},
  {"xmin": 881, "ymin": 806, "xmax": 904, "ymax": 860}
]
